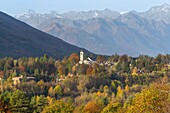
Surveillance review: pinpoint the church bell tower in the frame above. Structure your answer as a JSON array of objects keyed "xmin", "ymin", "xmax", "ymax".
[{"xmin": 79, "ymin": 51, "xmax": 84, "ymax": 64}]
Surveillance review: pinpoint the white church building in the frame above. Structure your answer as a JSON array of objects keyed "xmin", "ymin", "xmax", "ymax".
[{"xmin": 79, "ymin": 51, "xmax": 95, "ymax": 65}]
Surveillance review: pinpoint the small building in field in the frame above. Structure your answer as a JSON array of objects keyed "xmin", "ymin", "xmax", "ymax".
[{"xmin": 12, "ymin": 75, "xmax": 35, "ymax": 85}]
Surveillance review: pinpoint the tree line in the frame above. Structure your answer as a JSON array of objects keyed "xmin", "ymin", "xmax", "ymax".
[{"xmin": 0, "ymin": 53, "xmax": 170, "ymax": 112}]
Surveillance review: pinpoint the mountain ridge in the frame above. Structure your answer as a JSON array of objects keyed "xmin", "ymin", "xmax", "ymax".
[
  {"xmin": 15, "ymin": 3, "xmax": 170, "ymax": 56},
  {"xmin": 15, "ymin": 3, "xmax": 170, "ymax": 22}
]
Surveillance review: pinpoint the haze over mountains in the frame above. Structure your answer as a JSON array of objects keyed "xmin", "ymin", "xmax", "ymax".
[
  {"xmin": 0, "ymin": 12, "xmax": 90, "ymax": 58},
  {"xmin": 16, "ymin": 3, "xmax": 170, "ymax": 56}
]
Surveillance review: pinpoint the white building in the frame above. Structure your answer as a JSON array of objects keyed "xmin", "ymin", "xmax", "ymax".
[
  {"xmin": 12, "ymin": 75, "xmax": 35, "ymax": 85},
  {"xmin": 79, "ymin": 51, "xmax": 95, "ymax": 64},
  {"xmin": 79, "ymin": 51, "xmax": 84, "ymax": 64}
]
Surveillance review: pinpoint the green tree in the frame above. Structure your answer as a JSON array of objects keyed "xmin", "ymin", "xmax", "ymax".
[
  {"xmin": 30, "ymin": 95, "xmax": 48, "ymax": 113},
  {"xmin": 42, "ymin": 100, "xmax": 74, "ymax": 113},
  {"xmin": 77, "ymin": 64, "xmax": 88, "ymax": 75},
  {"xmin": 11, "ymin": 70, "xmax": 17, "ymax": 77},
  {"xmin": 0, "ymin": 91, "xmax": 11, "ymax": 113},
  {"xmin": 9, "ymin": 90, "xmax": 30, "ymax": 113},
  {"xmin": 34, "ymin": 68, "xmax": 40, "ymax": 78},
  {"xmin": 54, "ymin": 85, "xmax": 63, "ymax": 99}
]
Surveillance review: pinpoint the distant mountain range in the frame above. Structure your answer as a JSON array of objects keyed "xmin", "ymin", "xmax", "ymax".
[
  {"xmin": 15, "ymin": 3, "xmax": 170, "ymax": 56},
  {"xmin": 0, "ymin": 12, "xmax": 91, "ymax": 58}
]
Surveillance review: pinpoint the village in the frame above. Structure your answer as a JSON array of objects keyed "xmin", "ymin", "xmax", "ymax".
[
  {"xmin": 10, "ymin": 51, "xmax": 170, "ymax": 85},
  {"xmin": 11, "ymin": 51, "xmax": 116, "ymax": 84}
]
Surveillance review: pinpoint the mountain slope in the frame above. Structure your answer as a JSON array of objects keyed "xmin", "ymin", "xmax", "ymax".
[
  {"xmin": 15, "ymin": 4, "xmax": 170, "ymax": 56},
  {"xmin": 0, "ymin": 12, "xmax": 90, "ymax": 58},
  {"xmin": 37, "ymin": 13, "xmax": 170, "ymax": 56}
]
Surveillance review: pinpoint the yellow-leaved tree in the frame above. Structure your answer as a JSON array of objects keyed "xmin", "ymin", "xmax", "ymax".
[{"xmin": 125, "ymin": 83, "xmax": 170, "ymax": 113}]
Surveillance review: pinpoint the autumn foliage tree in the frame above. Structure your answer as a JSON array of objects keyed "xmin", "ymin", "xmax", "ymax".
[
  {"xmin": 68, "ymin": 53, "xmax": 79, "ymax": 64},
  {"xmin": 0, "ymin": 101, "xmax": 11, "ymax": 113},
  {"xmin": 125, "ymin": 83, "xmax": 170, "ymax": 113},
  {"xmin": 83, "ymin": 100, "xmax": 102, "ymax": 113},
  {"xmin": 101, "ymin": 102, "xmax": 121, "ymax": 113},
  {"xmin": 86, "ymin": 66, "xmax": 95, "ymax": 76}
]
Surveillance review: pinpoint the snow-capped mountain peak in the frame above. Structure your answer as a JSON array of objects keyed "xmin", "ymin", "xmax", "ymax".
[
  {"xmin": 27, "ymin": 9, "xmax": 36, "ymax": 14},
  {"xmin": 161, "ymin": 3, "xmax": 170, "ymax": 8},
  {"xmin": 149, "ymin": 3, "xmax": 170, "ymax": 13},
  {"xmin": 137, "ymin": 3, "xmax": 170, "ymax": 23},
  {"xmin": 16, "ymin": 9, "xmax": 121, "ymax": 21},
  {"xmin": 94, "ymin": 12, "xmax": 99, "ymax": 18},
  {"xmin": 161, "ymin": 3, "xmax": 170, "ymax": 12}
]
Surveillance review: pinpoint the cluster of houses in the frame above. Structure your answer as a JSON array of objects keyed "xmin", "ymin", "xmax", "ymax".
[{"xmin": 79, "ymin": 51, "xmax": 116, "ymax": 67}]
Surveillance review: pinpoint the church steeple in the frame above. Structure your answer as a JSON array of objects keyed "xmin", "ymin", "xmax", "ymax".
[{"xmin": 79, "ymin": 51, "xmax": 84, "ymax": 64}]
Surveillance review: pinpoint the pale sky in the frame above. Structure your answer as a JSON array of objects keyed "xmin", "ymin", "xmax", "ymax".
[{"xmin": 1, "ymin": 0, "xmax": 170, "ymax": 16}]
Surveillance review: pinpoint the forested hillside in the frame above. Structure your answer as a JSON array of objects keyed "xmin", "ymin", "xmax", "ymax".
[
  {"xmin": 0, "ymin": 11, "xmax": 90, "ymax": 58},
  {"xmin": 0, "ymin": 53, "xmax": 169, "ymax": 112}
]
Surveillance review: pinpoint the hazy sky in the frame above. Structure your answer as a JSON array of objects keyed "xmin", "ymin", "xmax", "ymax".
[{"xmin": 1, "ymin": 0, "xmax": 170, "ymax": 16}]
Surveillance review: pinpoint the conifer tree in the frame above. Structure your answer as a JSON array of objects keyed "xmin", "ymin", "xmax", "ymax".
[{"xmin": 9, "ymin": 90, "xmax": 30, "ymax": 113}]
